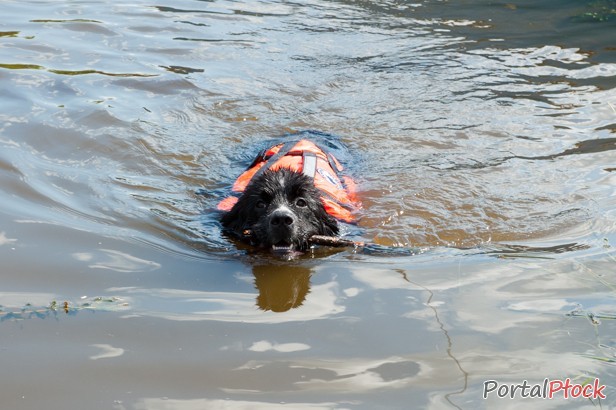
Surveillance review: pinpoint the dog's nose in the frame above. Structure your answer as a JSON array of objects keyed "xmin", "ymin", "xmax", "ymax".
[{"xmin": 270, "ymin": 209, "xmax": 295, "ymax": 227}]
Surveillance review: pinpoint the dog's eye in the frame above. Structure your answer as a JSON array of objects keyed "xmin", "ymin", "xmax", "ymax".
[
  {"xmin": 255, "ymin": 200, "xmax": 266, "ymax": 209},
  {"xmin": 295, "ymin": 198, "xmax": 307, "ymax": 208}
]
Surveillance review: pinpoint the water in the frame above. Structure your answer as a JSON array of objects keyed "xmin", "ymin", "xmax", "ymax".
[{"xmin": 1, "ymin": 0, "xmax": 615, "ymax": 409}]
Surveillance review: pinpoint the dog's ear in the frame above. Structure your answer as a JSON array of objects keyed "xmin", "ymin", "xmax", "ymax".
[
  {"xmin": 319, "ymin": 209, "xmax": 339, "ymax": 237},
  {"xmin": 220, "ymin": 199, "xmax": 251, "ymax": 234}
]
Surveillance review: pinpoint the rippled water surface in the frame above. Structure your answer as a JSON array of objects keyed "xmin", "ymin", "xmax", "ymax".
[{"xmin": 1, "ymin": 1, "xmax": 615, "ymax": 409}]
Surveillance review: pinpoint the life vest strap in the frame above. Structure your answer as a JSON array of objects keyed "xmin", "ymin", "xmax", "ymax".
[{"xmin": 249, "ymin": 141, "xmax": 296, "ymax": 182}]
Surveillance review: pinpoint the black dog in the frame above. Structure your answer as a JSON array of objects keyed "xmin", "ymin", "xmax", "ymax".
[
  {"xmin": 221, "ymin": 168, "xmax": 338, "ymax": 252},
  {"xmin": 219, "ymin": 139, "xmax": 359, "ymax": 253}
]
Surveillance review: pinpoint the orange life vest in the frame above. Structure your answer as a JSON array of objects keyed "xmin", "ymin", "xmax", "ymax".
[{"xmin": 217, "ymin": 140, "xmax": 360, "ymax": 223}]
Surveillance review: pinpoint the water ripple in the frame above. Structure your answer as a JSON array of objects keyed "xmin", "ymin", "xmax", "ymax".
[{"xmin": 0, "ymin": 0, "xmax": 613, "ymax": 254}]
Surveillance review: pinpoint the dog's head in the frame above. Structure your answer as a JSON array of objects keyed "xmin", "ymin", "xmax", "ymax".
[{"xmin": 221, "ymin": 168, "xmax": 339, "ymax": 252}]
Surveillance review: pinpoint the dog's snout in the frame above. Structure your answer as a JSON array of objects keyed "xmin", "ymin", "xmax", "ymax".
[{"xmin": 270, "ymin": 209, "xmax": 295, "ymax": 227}]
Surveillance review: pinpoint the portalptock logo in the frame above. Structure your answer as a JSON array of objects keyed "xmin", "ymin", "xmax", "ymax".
[{"xmin": 483, "ymin": 378, "xmax": 606, "ymax": 400}]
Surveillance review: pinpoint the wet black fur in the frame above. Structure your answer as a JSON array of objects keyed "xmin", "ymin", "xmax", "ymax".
[{"xmin": 221, "ymin": 168, "xmax": 339, "ymax": 251}]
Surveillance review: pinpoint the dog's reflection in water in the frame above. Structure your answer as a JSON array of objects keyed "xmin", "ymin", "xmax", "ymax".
[{"xmin": 252, "ymin": 264, "xmax": 312, "ymax": 312}]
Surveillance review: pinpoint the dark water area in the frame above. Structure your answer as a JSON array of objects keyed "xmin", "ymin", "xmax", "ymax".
[{"xmin": 1, "ymin": 1, "xmax": 615, "ymax": 409}]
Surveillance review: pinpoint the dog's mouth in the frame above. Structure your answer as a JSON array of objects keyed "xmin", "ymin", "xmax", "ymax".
[{"xmin": 271, "ymin": 241, "xmax": 295, "ymax": 252}]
